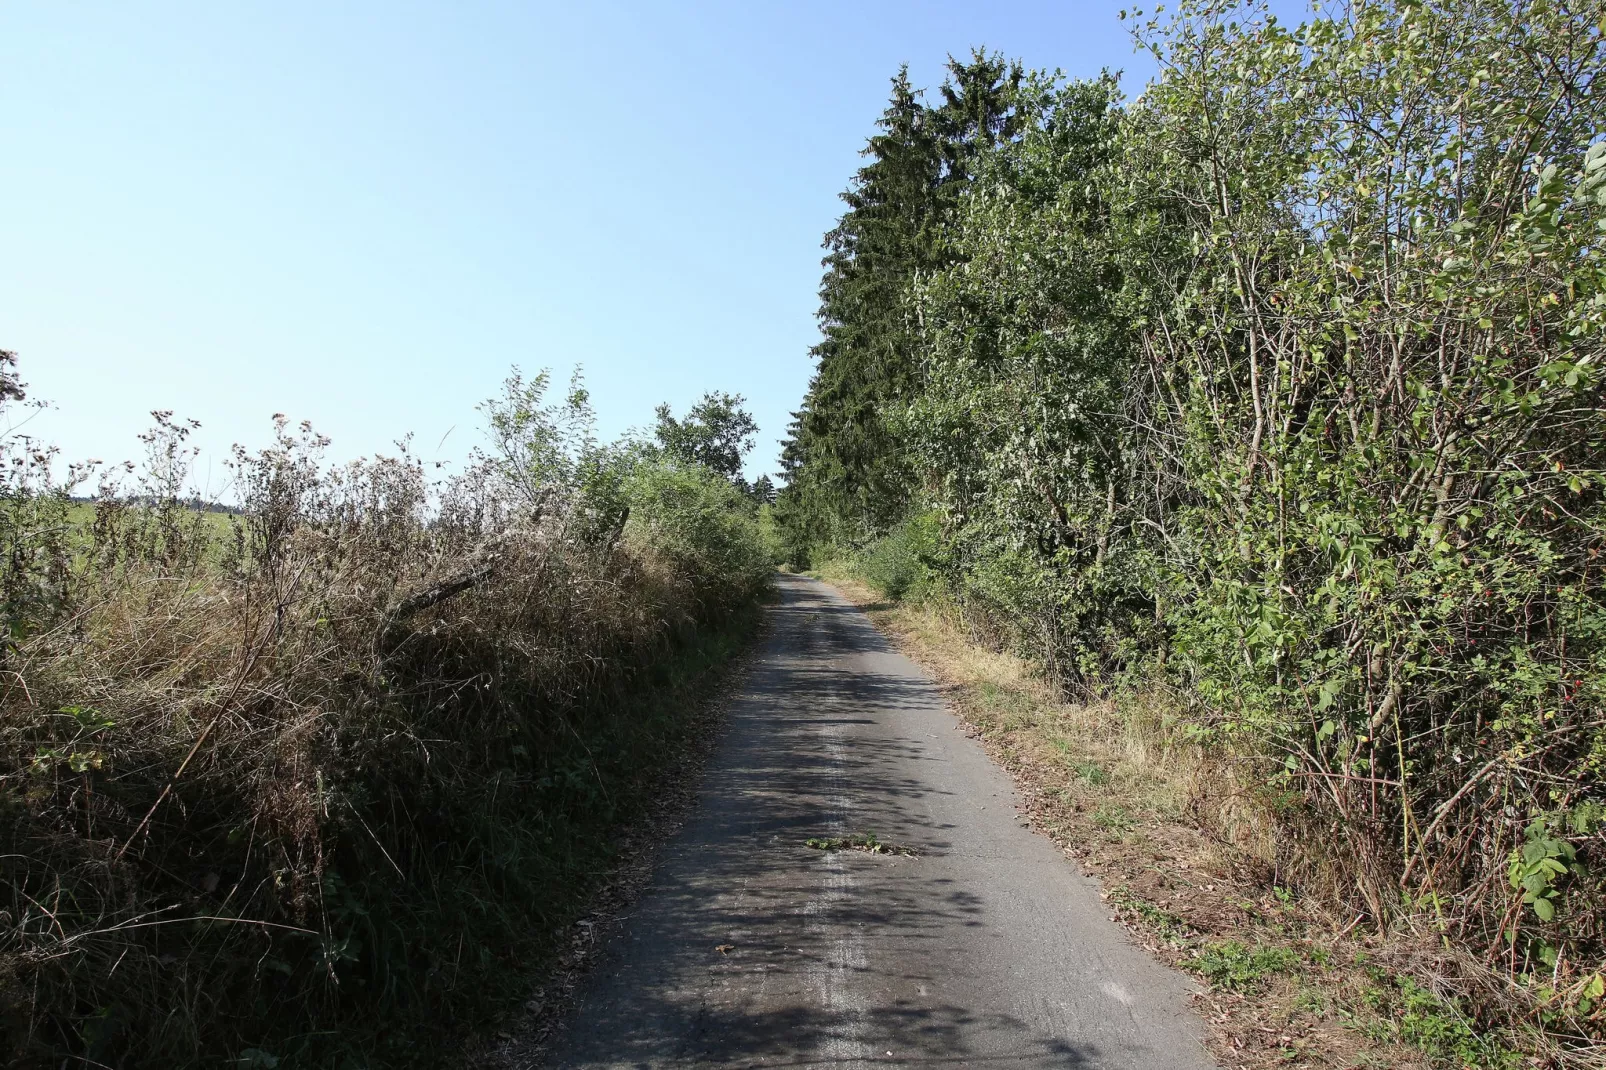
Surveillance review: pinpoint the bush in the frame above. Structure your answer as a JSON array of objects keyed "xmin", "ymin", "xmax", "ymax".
[
  {"xmin": 623, "ymin": 459, "xmax": 773, "ymax": 610},
  {"xmin": 754, "ymin": 503, "xmax": 787, "ymax": 567},
  {"xmin": 854, "ymin": 512, "xmax": 940, "ymax": 601}
]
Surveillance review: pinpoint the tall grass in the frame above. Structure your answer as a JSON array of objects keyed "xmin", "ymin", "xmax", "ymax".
[{"xmin": 0, "ymin": 363, "xmax": 772, "ymax": 1066}]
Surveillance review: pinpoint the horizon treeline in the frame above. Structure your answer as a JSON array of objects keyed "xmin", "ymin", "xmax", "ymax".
[{"xmin": 778, "ymin": 0, "xmax": 1606, "ymax": 1051}]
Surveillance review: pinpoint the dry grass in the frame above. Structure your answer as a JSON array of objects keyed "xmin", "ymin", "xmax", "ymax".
[
  {"xmin": 1, "ymin": 411, "xmax": 774, "ymax": 1067},
  {"xmin": 817, "ymin": 566, "xmax": 1576, "ymax": 1070}
]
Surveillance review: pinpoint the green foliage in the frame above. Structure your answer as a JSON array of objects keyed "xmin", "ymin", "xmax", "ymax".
[
  {"xmin": 1190, "ymin": 940, "xmax": 1301, "ymax": 991},
  {"xmin": 754, "ymin": 502, "xmax": 786, "ymax": 566},
  {"xmin": 779, "ymin": 54, "xmax": 1026, "ymax": 545},
  {"xmin": 1509, "ymin": 817, "xmax": 1578, "ymax": 923},
  {"xmin": 1102, "ymin": 2, "xmax": 1606, "ymax": 992},
  {"xmin": 854, "ymin": 511, "xmax": 941, "ymax": 601},
  {"xmin": 904, "ymin": 71, "xmax": 1146, "ymax": 687},
  {"xmin": 1092, "ymin": 804, "xmax": 1135, "ymax": 831},
  {"xmin": 653, "ymin": 391, "xmax": 759, "ymax": 487},
  {"xmin": 1068, "ymin": 757, "xmax": 1109, "ymax": 787},
  {"xmin": 1361, "ymin": 973, "xmax": 1518, "ymax": 1069},
  {"xmin": 623, "ymin": 459, "xmax": 773, "ymax": 609}
]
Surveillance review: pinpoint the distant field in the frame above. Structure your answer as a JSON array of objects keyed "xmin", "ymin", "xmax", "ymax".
[
  {"xmin": 61, "ymin": 501, "xmax": 240, "ymax": 568},
  {"xmin": 64, "ymin": 500, "xmax": 238, "ymax": 534}
]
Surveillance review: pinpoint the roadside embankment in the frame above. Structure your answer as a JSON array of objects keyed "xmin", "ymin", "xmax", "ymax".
[{"xmin": 816, "ymin": 564, "xmax": 1561, "ymax": 1070}]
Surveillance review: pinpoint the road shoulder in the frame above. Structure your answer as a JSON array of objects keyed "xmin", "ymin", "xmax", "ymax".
[
  {"xmin": 469, "ymin": 603, "xmax": 774, "ymax": 1069},
  {"xmin": 817, "ymin": 574, "xmax": 1455, "ymax": 1070}
]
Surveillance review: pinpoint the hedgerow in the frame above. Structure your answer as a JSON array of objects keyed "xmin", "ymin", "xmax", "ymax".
[{"xmin": 0, "ymin": 364, "xmax": 771, "ymax": 1066}]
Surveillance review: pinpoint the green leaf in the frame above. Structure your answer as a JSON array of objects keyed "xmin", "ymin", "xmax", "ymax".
[{"xmin": 1533, "ymin": 897, "xmax": 1556, "ymax": 922}]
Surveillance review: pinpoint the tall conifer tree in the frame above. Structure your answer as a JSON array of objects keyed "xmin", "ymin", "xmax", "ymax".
[
  {"xmin": 778, "ymin": 54, "xmax": 1023, "ymax": 556},
  {"xmin": 793, "ymin": 68, "xmax": 940, "ymax": 538}
]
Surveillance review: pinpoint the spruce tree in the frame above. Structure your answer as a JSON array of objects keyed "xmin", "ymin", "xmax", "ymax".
[
  {"xmin": 793, "ymin": 68, "xmax": 941, "ymax": 538},
  {"xmin": 934, "ymin": 50, "xmax": 1025, "ymax": 192},
  {"xmin": 778, "ymin": 54, "xmax": 1026, "ymax": 557}
]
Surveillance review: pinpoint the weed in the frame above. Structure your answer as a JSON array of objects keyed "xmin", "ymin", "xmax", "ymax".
[
  {"xmin": 1360, "ymin": 974, "xmax": 1521, "ymax": 1069},
  {"xmin": 1069, "ymin": 758, "xmax": 1109, "ymax": 786},
  {"xmin": 804, "ymin": 832, "xmax": 917, "ymax": 856},
  {"xmin": 1190, "ymin": 940, "xmax": 1302, "ymax": 992},
  {"xmin": 1294, "ymin": 984, "xmax": 1328, "ymax": 1016},
  {"xmin": 1092, "ymin": 804, "xmax": 1134, "ymax": 831},
  {"xmin": 1107, "ymin": 887, "xmax": 1195, "ymax": 948}
]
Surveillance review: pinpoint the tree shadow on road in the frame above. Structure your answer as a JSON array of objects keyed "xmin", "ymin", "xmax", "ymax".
[{"xmin": 542, "ymin": 577, "xmax": 1197, "ymax": 1069}]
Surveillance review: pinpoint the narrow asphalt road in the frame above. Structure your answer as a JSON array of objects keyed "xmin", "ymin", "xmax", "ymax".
[{"xmin": 547, "ymin": 574, "xmax": 1216, "ymax": 1069}]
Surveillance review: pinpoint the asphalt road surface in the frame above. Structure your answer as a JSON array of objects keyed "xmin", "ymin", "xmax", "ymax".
[{"xmin": 548, "ymin": 574, "xmax": 1216, "ymax": 1069}]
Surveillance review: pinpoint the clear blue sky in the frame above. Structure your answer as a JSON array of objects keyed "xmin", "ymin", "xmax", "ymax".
[{"xmin": 2, "ymin": 1, "xmax": 1159, "ymax": 494}]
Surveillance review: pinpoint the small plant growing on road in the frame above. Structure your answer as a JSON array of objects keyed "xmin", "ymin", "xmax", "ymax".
[{"xmin": 804, "ymin": 832, "xmax": 917, "ymax": 856}]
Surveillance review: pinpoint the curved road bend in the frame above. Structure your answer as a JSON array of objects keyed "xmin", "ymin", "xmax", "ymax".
[{"xmin": 548, "ymin": 574, "xmax": 1217, "ymax": 1069}]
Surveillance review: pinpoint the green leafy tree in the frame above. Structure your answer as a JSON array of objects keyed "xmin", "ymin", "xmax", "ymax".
[
  {"xmin": 907, "ymin": 72, "xmax": 1144, "ymax": 685},
  {"xmin": 653, "ymin": 391, "xmax": 758, "ymax": 488}
]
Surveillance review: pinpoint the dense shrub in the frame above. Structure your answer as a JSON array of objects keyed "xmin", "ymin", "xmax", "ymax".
[
  {"xmin": 623, "ymin": 459, "xmax": 774, "ymax": 609},
  {"xmin": 853, "ymin": 511, "xmax": 941, "ymax": 601}
]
